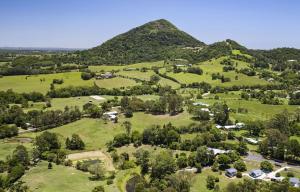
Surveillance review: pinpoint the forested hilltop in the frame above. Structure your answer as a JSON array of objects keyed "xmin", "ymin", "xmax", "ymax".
[{"xmin": 79, "ymin": 19, "xmax": 205, "ymax": 65}]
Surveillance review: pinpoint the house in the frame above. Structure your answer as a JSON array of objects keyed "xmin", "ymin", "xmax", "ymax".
[
  {"xmin": 225, "ymin": 168, "xmax": 237, "ymax": 178},
  {"xmin": 25, "ymin": 122, "xmax": 33, "ymax": 129},
  {"xmin": 216, "ymin": 123, "xmax": 244, "ymax": 130},
  {"xmin": 224, "ymin": 125, "xmax": 237, "ymax": 130},
  {"xmin": 103, "ymin": 111, "xmax": 118, "ymax": 121},
  {"xmin": 249, "ymin": 169, "xmax": 263, "ymax": 178},
  {"xmin": 236, "ymin": 122, "xmax": 245, "ymax": 128},
  {"xmin": 245, "ymin": 138, "xmax": 259, "ymax": 145},
  {"xmin": 216, "ymin": 124, "xmax": 223, "ymax": 129},
  {"xmin": 96, "ymin": 72, "xmax": 114, "ymax": 79},
  {"xmin": 207, "ymin": 147, "xmax": 230, "ymax": 156},
  {"xmin": 289, "ymin": 177, "xmax": 300, "ymax": 187},
  {"xmin": 200, "ymin": 108, "xmax": 210, "ymax": 112},
  {"xmin": 193, "ymin": 102, "xmax": 210, "ymax": 107}
]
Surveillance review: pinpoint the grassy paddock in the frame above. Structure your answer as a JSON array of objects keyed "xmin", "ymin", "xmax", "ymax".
[
  {"xmin": 0, "ymin": 139, "xmax": 32, "ymax": 160},
  {"xmin": 22, "ymin": 111, "xmax": 195, "ymax": 150},
  {"xmin": 0, "ymin": 72, "xmax": 94, "ymax": 94},
  {"xmin": 95, "ymin": 77, "xmax": 139, "ymax": 89},
  {"xmin": 21, "ymin": 161, "xmax": 118, "ymax": 192},
  {"xmin": 88, "ymin": 61, "xmax": 164, "ymax": 72}
]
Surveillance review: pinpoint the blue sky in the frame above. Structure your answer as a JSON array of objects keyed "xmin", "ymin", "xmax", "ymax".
[{"xmin": 0, "ymin": 0, "xmax": 299, "ymax": 49}]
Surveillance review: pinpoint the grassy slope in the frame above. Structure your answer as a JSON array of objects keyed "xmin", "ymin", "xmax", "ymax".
[
  {"xmin": 95, "ymin": 77, "xmax": 139, "ymax": 89},
  {"xmin": 88, "ymin": 61, "xmax": 164, "ymax": 73},
  {"xmin": 198, "ymin": 92, "xmax": 299, "ymax": 121},
  {"xmin": 0, "ymin": 72, "xmax": 94, "ymax": 94},
  {"xmin": 162, "ymin": 57, "xmax": 269, "ymax": 87}
]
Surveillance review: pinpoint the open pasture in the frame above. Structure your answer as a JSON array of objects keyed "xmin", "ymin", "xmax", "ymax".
[
  {"xmin": 95, "ymin": 77, "xmax": 139, "ymax": 89},
  {"xmin": 22, "ymin": 111, "xmax": 194, "ymax": 150},
  {"xmin": 0, "ymin": 72, "xmax": 94, "ymax": 94}
]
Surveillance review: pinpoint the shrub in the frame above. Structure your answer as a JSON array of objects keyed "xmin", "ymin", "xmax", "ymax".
[
  {"xmin": 48, "ymin": 162, "xmax": 53, "ymax": 169},
  {"xmin": 206, "ymin": 175, "xmax": 215, "ymax": 190},
  {"xmin": 236, "ymin": 171, "xmax": 242, "ymax": 178},
  {"xmin": 260, "ymin": 161, "xmax": 273, "ymax": 172},
  {"xmin": 287, "ymin": 172, "xmax": 295, "ymax": 177},
  {"xmin": 214, "ymin": 176, "xmax": 219, "ymax": 182},
  {"xmin": 107, "ymin": 179, "xmax": 113, "ymax": 185}
]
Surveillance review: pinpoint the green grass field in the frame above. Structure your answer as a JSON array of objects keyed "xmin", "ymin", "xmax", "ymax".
[
  {"xmin": 232, "ymin": 49, "xmax": 253, "ymax": 59},
  {"xmin": 160, "ymin": 57, "xmax": 269, "ymax": 87},
  {"xmin": 0, "ymin": 139, "xmax": 32, "ymax": 160},
  {"xmin": 22, "ymin": 111, "xmax": 195, "ymax": 150},
  {"xmin": 88, "ymin": 61, "xmax": 164, "ymax": 72},
  {"xmin": 190, "ymin": 168, "xmax": 240, "ymax": 192},
  {"xmin": 95, "ymin": 77, "xmax": 139, "ymax": 89},
  {"xmin": 117, "ymin": 70, "xmax": 155, "ymax": 81},
  {"xmin": 0, "ymin": 72, "xmax": 94, "ymax": 94},
  {"xmin": 197, "ymin": 95, "xmax": 299, "ymax": 121},
  {"xmin": 21, "ymin": 161, "xmax": 119, "ymax": 192}
]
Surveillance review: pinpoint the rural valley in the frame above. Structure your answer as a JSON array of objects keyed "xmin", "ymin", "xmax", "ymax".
[{"xmin": 1, "ymin": 2, "xmax": 300, "ymax": 192}]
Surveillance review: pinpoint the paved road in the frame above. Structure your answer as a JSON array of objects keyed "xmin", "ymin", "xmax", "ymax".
[{"xmin": 244, "ymin": 152, "xmax": 300, "ymax": 170}]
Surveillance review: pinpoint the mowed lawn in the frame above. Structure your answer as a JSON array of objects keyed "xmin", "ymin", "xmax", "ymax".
[
  {"xmin": 22, "ymin": 111, "xmax": 195, "ymax": 150},
  {"xmin": 95, "ymin": 77, "xmax": 139, "ymax": 89},
  {"xmin": 0, "ymin": 72, "xmax": 94, "ymax": 94},
  {"xmin": 21, "ymin": 161, "xmax": 119, "ymax": 192}
]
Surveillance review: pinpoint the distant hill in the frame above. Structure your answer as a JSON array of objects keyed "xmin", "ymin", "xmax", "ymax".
[
  {"xmin": 81, "ymin": 19, "xmax": 205, "ymax": 65},
  {"xmin": 78, "ymin": 18, "xmax": 300, "ymax": 67}
]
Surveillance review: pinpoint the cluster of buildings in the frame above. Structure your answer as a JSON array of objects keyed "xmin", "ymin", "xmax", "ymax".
[
  {"xmin": 224, "ymin": 167, "xmax": 300, "ymax": 188},
  {"xmin": 96, "ymin": 72, "xmax": 114, "ymax": 79}
]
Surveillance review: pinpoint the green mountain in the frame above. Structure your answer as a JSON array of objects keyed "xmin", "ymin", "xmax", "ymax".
[{"xmin": 81, "ymin": 19, "xmax": 205, "ymax": 65}]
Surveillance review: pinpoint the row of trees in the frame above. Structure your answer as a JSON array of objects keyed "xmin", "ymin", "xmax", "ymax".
[
  {"xmin": 241, "ymin": 90, "xmax": 284, "ymax": 105},
  {"xmin": 120, "ymin": 93, "xmax": 183, "ymax": 116},
  {"xmin": 0, "ymin": 89, "xmax": 46, "ymax": 106},
  {"xmin": 0, "ymin": 104, "xmax": 81, "ymax": 137},
  {"xmin": 47, "ymin": 85, "xmax": 158, "ymax": 98}
]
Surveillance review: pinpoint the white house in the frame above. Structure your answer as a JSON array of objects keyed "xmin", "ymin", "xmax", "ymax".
[
  {"xmin": 236, "ymin": 122, "xmax": 245, "ymax": 128},
  {"xmin": 207, "ymin": 147, "xmax": 230, "ymax": 156},
  {"xmin": 245, "ymin": 138, "xmax": 259, "ymax": 145},
  {"xmin": 193, "ymin": 102, "xmax": 210, "ymax": 107},
  {"xmin": 216, "ymin": 124, "xmax": 223, "ymax": 129},
  {"xmin": 103, "ymin": 111, "xmax": 118, "ymax": 121},
  {"xmin": 200, "ymin": 108, "xmax": 210, "ymax": 112},
  {"xmin": 224, "ymin": 125, "xmax": 237, "ymax": 129},
  {"xmin": 216, "ymin": 122, "xmax": 244, "ymax": 130}
]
